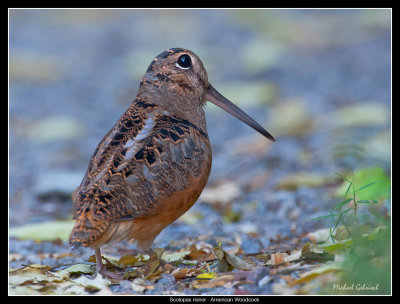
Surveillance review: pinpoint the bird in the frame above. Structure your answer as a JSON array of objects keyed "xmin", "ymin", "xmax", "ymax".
[{"xmin": 68, "ymin": 48, "xmax": 275, "ymax": 279}]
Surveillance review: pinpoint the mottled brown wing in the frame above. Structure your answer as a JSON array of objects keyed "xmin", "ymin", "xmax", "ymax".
[
  {"xmin": 71, "ymin": 98, "xmax": 157, "ymax": 220},
  {"xmin": 69, "ymin": 99, "xmax": 209, "ymax": 248}
]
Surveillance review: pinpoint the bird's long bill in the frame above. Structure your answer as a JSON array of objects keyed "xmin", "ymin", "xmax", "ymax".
[{"xmin": 206, "ymin": 84, "xmax": 275, "ymax": 142}]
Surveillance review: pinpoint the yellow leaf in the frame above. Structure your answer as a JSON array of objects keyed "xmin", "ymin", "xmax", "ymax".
[
  {"xmin": 192, "ymin": 275, "xmax": 235, "ymax": 289},
  {"xmin": 196, "ymin": 272, "xmax": 218, "ymax": 279}
]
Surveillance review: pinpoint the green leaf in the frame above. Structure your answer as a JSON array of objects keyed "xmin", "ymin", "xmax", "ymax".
[
  {"xmin": 321, "ymin": 239, "xmax": 354, "ymax": 252},
  {"xmin": 334, "ymin": 167, "xmax": 390, "ymax": 200}
]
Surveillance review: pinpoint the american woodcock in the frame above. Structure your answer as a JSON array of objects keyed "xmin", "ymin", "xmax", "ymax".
[{"xmin": 69, "ymin": 48, "xmax": 275, "ymax": 279}]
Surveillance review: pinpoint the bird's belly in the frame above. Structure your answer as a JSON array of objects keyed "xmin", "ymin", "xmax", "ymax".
[{"xmin": 129, "ymin": 171, "xmax": 208, "ymax": 250}]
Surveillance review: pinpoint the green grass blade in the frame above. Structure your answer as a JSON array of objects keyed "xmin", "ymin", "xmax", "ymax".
[{"xmin": 333, "ymin": 198, "xmax": 353, "ymax": 211}]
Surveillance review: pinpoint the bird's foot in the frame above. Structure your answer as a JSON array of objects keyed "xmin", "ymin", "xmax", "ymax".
[
  {"xmin": 96, "ymin": 266, "xmax": 123, "ymax": 280},
  {"xmin": 94, "ymin": 247, "xmax": 123, "ymax": 280}
]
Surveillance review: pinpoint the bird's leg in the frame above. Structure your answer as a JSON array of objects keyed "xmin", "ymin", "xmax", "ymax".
[
  {"xmin": 146, "ymin": 247, "xmax": 169, "ymax": 268},
  {"xmin": 94, "ymin": 247, "xmax": 123, "ymax": 280}
]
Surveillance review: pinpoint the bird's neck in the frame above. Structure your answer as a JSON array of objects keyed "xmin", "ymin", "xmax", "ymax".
[{"xmin": 136, "ymin": 86, "xmax": 208, "ymax": 133}]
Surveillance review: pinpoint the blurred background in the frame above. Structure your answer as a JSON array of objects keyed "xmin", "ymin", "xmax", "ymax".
[{"xmin": 9, "ymin": 9, "xmax": 391, "ymax": 253}]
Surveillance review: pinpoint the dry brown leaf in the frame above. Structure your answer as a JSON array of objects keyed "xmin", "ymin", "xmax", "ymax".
[
  {"xmin": 118, "ymin": 254, "xmax": 147, "ymax": 267},
  {"xmin": 171, "ymin": 268, "xmax": 189, "ymax": 280},
  {"xmin": 146, "ymin": 267, "xmax": 164, "ymax": 280},
  {"xmin": 214, "ymin": 245, "xmax": 253, "ymax": 272},
  {"xmin": 145, "ymin": 248, "xmax": 165, "ymax": 277},
  {"xmin": 225, "ymin": 252, "xmax": 253, "ymax": 270},
  {"xmin": 188, "ymin": 241, "xmax": 216, "ymax": 261},
  {"xmin": 267, "ymin": 253, "xmax": 288, "ymax": 265},
  {"xmin": 163, "ymin": 263, "xmax": 175, "ymax": 273}
]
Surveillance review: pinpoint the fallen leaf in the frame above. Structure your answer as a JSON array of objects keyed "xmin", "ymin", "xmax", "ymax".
[
  {"xmin": 162, "ymin": 263, "xmax": 175, "ymax": 273},
  {"xmin": 9, "ymin": 285, "xmax": 42, "ymax": 295},
  {"xmin": 320, "ymin": 239, "xmax": 354, "ymax": 253},
  {"xmin": 188, "ymin": 241, "xmax": 216, "ymax": 261},
  {"xmin": 179, "ymin": 260, "xmax": 198, "ymax": 266},
  {"xmin": 267, "ymin": 253, "xmax": 288, "ymax": 266},
  {"xmin": 301, "ymin": 242, "xmax": 324, "ymax": 256},
  {"xmin": 145, "ymin": 267, "xmax": 164, "ymax": 280},
  {"xmin": 9, "ymin": 220, "xmax": 75, "ymax": 241},
  {"xmin": 118, "ymin": 254, "xmax": 148, "ymax": 267},
  {"xmin": 213, "ymin": 246, "xmax": 229, "ymax": 272},
  {"xmin": 192, "ymin": 275, "xmax": 235, "ymax": 289},
  {"xmin": 225, "ymin": 252, "xmax": 253, "ymax": 270},
  {"xmin": 50, "ymin": 264, "xmax": 93, "ymax": 280},
  {"xmin": 196, "ymin": 272, "xmax": 218, "ymax": 279},
  {"xmin": 60, "ymin": 283, "xmax": 87, "ymax": 295},
  {"xmin": 162, "ymin": 250, "xmax": 191, "ymax": 263},
  {"xmin": 145, "ymin": 248, "xmax": 165, "ymax": 277},
  {"xmin": 214, "ymin": 245, "xmax": 253, "ymax": 272},
  {"xmin": 171, "ymin": 267, "xmax": 197, "ymax": 280},
  {"xmin": 89, "ymin": 254, "xmax": 121, "ymax": 271},
  {"xmin": 284, "ymin": 250, "xmax": 302, "ymax": 262},
  {"xmin": 71, "ymin": 275, "xmax": 111, "ymax": 292},
  {"xmin": 9, "ymin": 264, "xmax": 56, "ymax": 286},
  {"xmin": 123, "ymin": 269, "xmax": 144, "ymax": 280}
]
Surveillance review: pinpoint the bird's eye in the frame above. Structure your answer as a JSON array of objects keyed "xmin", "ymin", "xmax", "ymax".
[{"xmin": 176, "ymin": 54, "xmax": 192, "ymax": 70}]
